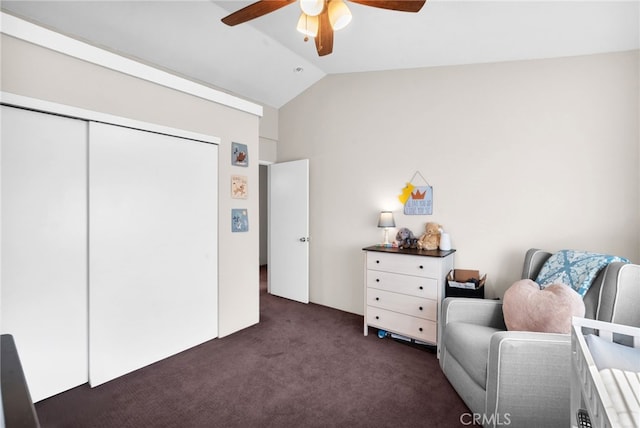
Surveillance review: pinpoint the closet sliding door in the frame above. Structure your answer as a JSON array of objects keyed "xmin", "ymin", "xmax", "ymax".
[
  {"xmin": 89, "ymin": 122, "xmax": 218, "ymax": 386},
  {"xmin": 1, "ymin": 106, "xmax": 88, "ymax": 402}
]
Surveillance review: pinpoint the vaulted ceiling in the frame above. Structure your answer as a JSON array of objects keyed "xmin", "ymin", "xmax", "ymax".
[{"xmin": 2, "ymin": 1, "xmax": 638, "ymax": 108}]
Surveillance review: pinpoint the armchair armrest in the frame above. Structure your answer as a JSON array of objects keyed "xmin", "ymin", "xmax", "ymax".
[
  {"xmin": 441, "ymin": 297, "xmax": 506, "ymax": 330},
  {"xmin": 597, "ymin": 262, "xmax": 640, "ymax": 327},
  {"xmin": 484, "ymin": 331, "xmax": 571, "ymax": 428}
]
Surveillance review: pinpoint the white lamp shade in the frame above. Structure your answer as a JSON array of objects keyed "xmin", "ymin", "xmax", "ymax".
[
  {"xmin": 296, "ymin": 13, "xmax": 319, "ymax": 37},
  {"xmin": 300, "ymin": 0, "xmax": 324, "ymax": 17},
  {"xmin": 328, "ymin": 0, "xmax": 352, "ymax": 30},
  {"xmin": 377, "ymin": 211, "xmax": 395, "ymax": 228}
]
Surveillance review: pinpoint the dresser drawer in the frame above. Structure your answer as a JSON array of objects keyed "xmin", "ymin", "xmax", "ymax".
[
  {"xmin": 367, "ymin": 288, "xmax": 437, "ymax": 321},
  {"xmin": 366, "ymin": 252, "xmax": 442, "ymax": 278},
  {"xmin": 366, "ymin": 306, "xmax": 437, "ymax": 344},
  {"xmin": 366, "ymin": 270, "xmax": 437, "ymax": 299}
]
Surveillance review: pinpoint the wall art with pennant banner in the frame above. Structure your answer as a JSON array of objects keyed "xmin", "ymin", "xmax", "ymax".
[{"xmin": 398, "ymin": 171, "xmax": 433, "ymax": 215}]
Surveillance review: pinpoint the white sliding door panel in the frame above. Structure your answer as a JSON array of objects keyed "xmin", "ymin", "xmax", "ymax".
[
  {"xmin": 89, "ymin": 122, "xmax": 218, "ymax": 386},
  {"xmin": 1, "ymin": 106, "xmax": 88, "ymax": 401}
]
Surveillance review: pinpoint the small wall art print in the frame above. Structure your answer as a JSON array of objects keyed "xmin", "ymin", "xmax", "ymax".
[
  {"xmin": 404, "ymin": 185, "xmax": 433, "ymax": 215},
  {"xmin": 231, "ymin": 142, "xmax": 248, "ymax": 167},
  {"xmin": 231, "ymin": 175, "xmax": 248, "ymax": 199},
  {"xmin": 398, "ymin": 171, "xmax": 434, "ymax": 215},
  {"xmin": 231, "ymin": 209, "xmax": 249, "ymax": 232}
]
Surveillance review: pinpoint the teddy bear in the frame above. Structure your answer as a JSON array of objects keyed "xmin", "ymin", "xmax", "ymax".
[
  {"xmin": 395, "ymin": 227, "xmax": 418, "ymax": 249},
  {"xmin": 417, "ymin": 222, "xmax": 442, "ymax": 250}
]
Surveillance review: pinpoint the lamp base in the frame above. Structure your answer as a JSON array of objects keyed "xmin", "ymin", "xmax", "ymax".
[{"xmin": 382, "ymin": 229, "xmax": 390, "ymax": 246}]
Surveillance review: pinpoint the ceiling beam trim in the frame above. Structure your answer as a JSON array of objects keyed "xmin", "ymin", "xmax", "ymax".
[{"xmin": 0, "ymin": 12, "xmax": 263, "ymax": 117}]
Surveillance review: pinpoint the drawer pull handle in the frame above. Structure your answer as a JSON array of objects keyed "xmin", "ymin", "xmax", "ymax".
[
  {"xmin": 376, "ymin": 279, "xmax": 380, "ymax": 282},
  {"xmin": 419, "ymin": 286, "xmax": 424, "ymax": 290},
  {"xmin": 419, "ymin": 265, "xmax": 424, "ymax": 269},
  {"xmin": 375, "ymin": 297, "xmax": 380, "ymax": 301},
  {"xmin": 376, "ymin": 260, "xmax": 380, "ymax": 264},
  {"xmin": 419, "ymin": 306, "xmax": 423, "ymax": 311},
  {"xmin": 419, "ymin": 327, "xmax": 423, "ymax": 332},
  {"xmin": 375, "ymin": 316, "xmax": 380, "ymax": 320}
]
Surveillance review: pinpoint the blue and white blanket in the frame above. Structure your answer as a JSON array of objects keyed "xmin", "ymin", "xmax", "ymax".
[{"xmin": 535, "ymin": 250, "xmax": 629, "ymax": 297}]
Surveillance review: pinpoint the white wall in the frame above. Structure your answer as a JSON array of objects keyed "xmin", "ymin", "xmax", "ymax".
[
  {"xmin": 1, "ymin": 33, "xmax": 260, "ymax": 337},
  {"xmin": 279, "ymin": 50, "xmax": 640, "ymax": 315}
]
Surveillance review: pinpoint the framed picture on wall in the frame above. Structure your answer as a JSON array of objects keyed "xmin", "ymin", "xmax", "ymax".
[
  {"xmin": 231, "ymin": 175, "xmax": 248, "ymax": 199},
  {"xmin": 403, "ymin": 185, "xmax": 433, "ymax": 215},
  {"xmin": 231, "ymin": 209, "xmax": 249, "ymax": 232},
  {"xmin": 231, "ymin": 142, "xmax": 248, "ymax": 167}
]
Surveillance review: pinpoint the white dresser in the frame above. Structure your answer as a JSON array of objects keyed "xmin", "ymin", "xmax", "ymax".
[{"xmin": 363, "ymin": 246, "xmax": 455, "ymax": 351}]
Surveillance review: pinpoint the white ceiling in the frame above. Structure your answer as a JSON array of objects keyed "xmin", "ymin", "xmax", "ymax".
[{"xmin": 2, "ymin": 1, "xmax": 639, "ymax": 109}]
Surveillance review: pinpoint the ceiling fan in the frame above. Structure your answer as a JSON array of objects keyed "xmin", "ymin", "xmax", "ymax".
[{"xmin": 221, "ymin": 0, "xmax": 426, "ymax": 56}]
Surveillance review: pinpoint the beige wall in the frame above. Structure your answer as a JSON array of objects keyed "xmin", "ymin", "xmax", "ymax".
[
  {"xmin": 259, "ymin": 105, "xmax": 278, "ymax": 164},
  {"xmin": 279, "ymin": 50, "xmax": 640, "ymax": 315},
  {"xmin": 258, "ymin": 106, "xmax": 278, "ymax": 265},
  {"xmin": 1, "ymin": 34, "xmax": 261, "ymax": 337}
]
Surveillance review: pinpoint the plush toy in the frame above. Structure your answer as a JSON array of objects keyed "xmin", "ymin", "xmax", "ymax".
[
  {"xmin": 395, "ymin": 228, "xmax": 418, "ymax": 249},
  {"xmin": 417, "ymin": 222, "xmax": 442, "ymax": 250},
  {"xmin": 502, "ymin": 279, "xmax": 585, "ymax": 334}
]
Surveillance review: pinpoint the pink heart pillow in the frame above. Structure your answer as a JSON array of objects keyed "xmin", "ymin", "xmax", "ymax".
[{"xmin": 503, "ymin": 279, "xmax": 585, "ymax": 334}]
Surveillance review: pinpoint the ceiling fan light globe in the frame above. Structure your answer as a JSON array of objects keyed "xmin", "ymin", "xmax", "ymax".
[
  {"xmin": 300, "ymin": 0, "xmax": 324, "ymax": 17},
  {"xmin": 328, "ymin": 0, "xmax": 352, "ymax": 30},
  {"xmin": 296, "ymin": 13, "xmax": 319, "ymax": 37}
]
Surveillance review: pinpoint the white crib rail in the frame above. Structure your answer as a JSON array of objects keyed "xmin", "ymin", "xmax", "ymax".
[{"xmin": 571, "ymin": 317, "xmax": 640, "ymax": 428}]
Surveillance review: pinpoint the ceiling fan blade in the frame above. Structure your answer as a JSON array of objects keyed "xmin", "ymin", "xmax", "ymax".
[
  {"xmin": 347, "ymin": 0, "xmax": 426, "ymax": 13},
  {"xmin": 221, "ymin": 0, "xmax": 297, "ymax": 26},
  {"xmin": 315, "ymin": 9, "xmax": 334, "ymax": 56}
]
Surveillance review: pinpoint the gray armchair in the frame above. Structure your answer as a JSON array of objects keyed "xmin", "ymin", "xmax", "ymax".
[{"xmin": 439, "ymin": 248, "xmax": 640, "ymax": 428}]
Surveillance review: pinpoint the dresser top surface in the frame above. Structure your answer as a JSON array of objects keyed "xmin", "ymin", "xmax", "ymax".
[{"xmin": 363, "ymin": 246, "xmax": 456, "ymax": 258}]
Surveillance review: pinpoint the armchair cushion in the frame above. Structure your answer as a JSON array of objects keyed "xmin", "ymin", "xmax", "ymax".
[{"xmin": 503, "ymin": 279, "xmax": 585, "ymax": 333}]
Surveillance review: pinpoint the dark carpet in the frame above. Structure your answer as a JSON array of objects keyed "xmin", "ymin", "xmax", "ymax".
[{"xmin": 35, "ymin": 267, "xmax": 474, "ymax": 427}]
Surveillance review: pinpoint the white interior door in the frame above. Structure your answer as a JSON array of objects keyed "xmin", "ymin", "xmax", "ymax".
[
  {"xmin": 268, "ymin": 159, "xmax": 309, "ymax": 303},
  {"xmin": 89, "ymin": 122, "xmax": 218, "ymax": 386},
  {"xmin": 1, "ymin": 106, "xmax": 88, "ymax": 401}
]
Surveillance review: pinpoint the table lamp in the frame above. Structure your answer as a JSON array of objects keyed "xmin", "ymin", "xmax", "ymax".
[{"xmin": 377, "ymin": 211, "xmax": 395, "ymax": 246}]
